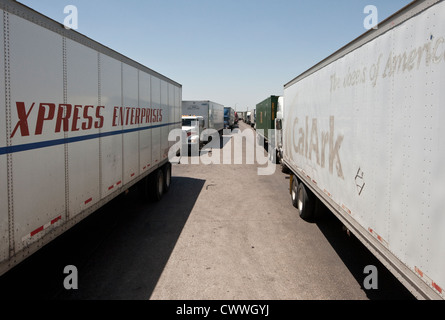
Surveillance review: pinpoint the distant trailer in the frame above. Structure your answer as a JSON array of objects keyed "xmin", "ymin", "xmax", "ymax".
[
  {"xmin": 224, "ymin": 107, "xmax": 235, "ymax": 129},
  {"xmin": 256, "ymin": 96, "xmax": 282, "ymax": 163},
  {"xmin": 182, "ymin": 100, "xmax": 225, "ymax": 134}
]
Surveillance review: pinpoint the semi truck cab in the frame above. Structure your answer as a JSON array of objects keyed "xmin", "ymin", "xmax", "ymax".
[{"xmin": 182, "ymin": 116, "xmax": 205, "ymax": 149}]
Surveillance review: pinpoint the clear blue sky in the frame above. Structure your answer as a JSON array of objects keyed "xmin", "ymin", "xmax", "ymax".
[{"xmin": 17, "ymin": 0, "xmax": 412, "ymax": 111}]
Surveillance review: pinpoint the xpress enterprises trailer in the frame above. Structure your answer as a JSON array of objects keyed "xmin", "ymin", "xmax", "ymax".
[
  {"xmin": 282, "ymin": 0, "xmax": 445, "ymax": 300},
  {"xmin": 0, "ymin": 0, "xmax": 182, "ymax": 276}
]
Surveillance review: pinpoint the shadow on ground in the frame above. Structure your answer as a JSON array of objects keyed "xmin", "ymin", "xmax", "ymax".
[
  {"xmin": 0, "ymin": 175, "xmax": 205, "ymax": 300},
  {"xmin": 312, "ymin": 203, "xmax": 415, "ymax": 300}
]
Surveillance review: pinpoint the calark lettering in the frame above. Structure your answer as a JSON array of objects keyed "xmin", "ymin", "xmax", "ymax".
[{"xmin": 292, "ymin": 116, "xmax": 344, "ymax": 179}]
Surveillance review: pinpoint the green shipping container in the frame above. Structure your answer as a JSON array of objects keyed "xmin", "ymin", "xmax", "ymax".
[{"xmin": 256, "ymin": 96, "xmax": 279, "ymax": 141}]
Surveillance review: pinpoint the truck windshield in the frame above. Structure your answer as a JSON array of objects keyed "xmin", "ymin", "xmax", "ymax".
[{"xmin": 182, "ymin": 119, "xmax": 199, "ymax": 127}]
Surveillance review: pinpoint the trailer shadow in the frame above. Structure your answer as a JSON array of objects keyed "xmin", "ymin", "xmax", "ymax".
[
  {"xmin": 313, "ymin": 204, "xmax": 415, "ymax": 300},
  {"xmin": 0, "ymin": 173, "xmax": 205, "ymax": 300}
]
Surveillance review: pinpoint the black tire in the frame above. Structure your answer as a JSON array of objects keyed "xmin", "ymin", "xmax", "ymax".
[
  {"xmin": 291, "ymin": 176, "xmax": 299, "ymax": 208},
  {"xmin": 163, "ymin": 163, "xmax": 172, "ymax": 193},
  {"xmin": 150, "ymin": 169, "xmax": 164, "ymax": 202},
  {"xmin": 297, "ymin": 182, "xmax": 316, "ymax": 221},
  {"xmin": 274, "ymin": 149, "xmax": 280, "ymax": 164},
  {"xmin": 281, "ymin": 163, "xmax": 291, "ymax": 174}
]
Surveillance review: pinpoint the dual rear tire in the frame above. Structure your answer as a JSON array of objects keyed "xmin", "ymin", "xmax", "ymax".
[
  {"xmin": 291, "ymin": 175, "xmax": 316, "ymax": 222},
  {"xmin": 145, "ymin": 163, "xmax": 172, "ymax": 202}
]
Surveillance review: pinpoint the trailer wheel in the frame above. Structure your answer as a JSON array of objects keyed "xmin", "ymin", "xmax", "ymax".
[
  {"xmin": 291, "ymin": 176, "xmax": 299, "ymax": 208},
  {"xmin": 297, "ymin": 182, "xmax": 316, "ymax": 221},
  {"xmin": 163, "ymin": 163, "xmax": 172, "ymax": 193},
  {"xmin": 281, "ymin": 163, "xmax": 291, "ymax": 174},
  {"xmin": 274, "ymin": 149, "xmax": 281, "ymax": 164},
  {"xmin": 150, "ymin": 169, "xmax": 164, "ymax": 202}
]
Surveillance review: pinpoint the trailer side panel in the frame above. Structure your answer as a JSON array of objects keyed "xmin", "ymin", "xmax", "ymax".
[
  {"xmin": 0, "ymin": 0, "xmax": 181, "ymax": 276},
  {"xmin": 283, "ymin": 0, "xmax": 445, "ymax": 299}
]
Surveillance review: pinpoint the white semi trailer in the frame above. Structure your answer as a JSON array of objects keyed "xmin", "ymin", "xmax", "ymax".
[
  {"xmin": 282, "ymin": 0, "xmax": 445, "ymax": 300},
  {"xmin": 0, "ymin": 0, "xmax": 182, "ymax": 276},
  {"xmin": 182, "ymin": 101, "xmax": 225, "ymax": 134}
]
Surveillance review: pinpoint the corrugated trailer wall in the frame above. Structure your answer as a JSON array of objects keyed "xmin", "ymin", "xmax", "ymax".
[
  {"xmin": 256, "ymin": 96, "xmax": 278, "ymax": 141},
  {"xmin": 283, "ymin": 0, "xmax": 445, "ymax": 299},
  {"xmin": 0, "ymin": 8, "xmax": 7, "ymax": 265},
  {"xmin": 0, "ymin": 0, "xmax": 181, "ymax": 275},
  {"xmin": 209, "ymin": 101, "xmax": 224, "ymax": 133}
]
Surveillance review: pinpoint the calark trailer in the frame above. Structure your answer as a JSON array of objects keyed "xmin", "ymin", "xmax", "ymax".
[
  {"xmin": 282, "ymin": 0, "xmax": 445, "ymax": 300},
  {"xmin": 0, "ymin": 0, "xmax": 182, "ymax": 276}
]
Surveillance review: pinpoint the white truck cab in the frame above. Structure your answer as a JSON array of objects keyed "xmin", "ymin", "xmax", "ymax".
[{"xmin": 182, "ymin": 116, "xmax": 205, "ymax": 149}]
